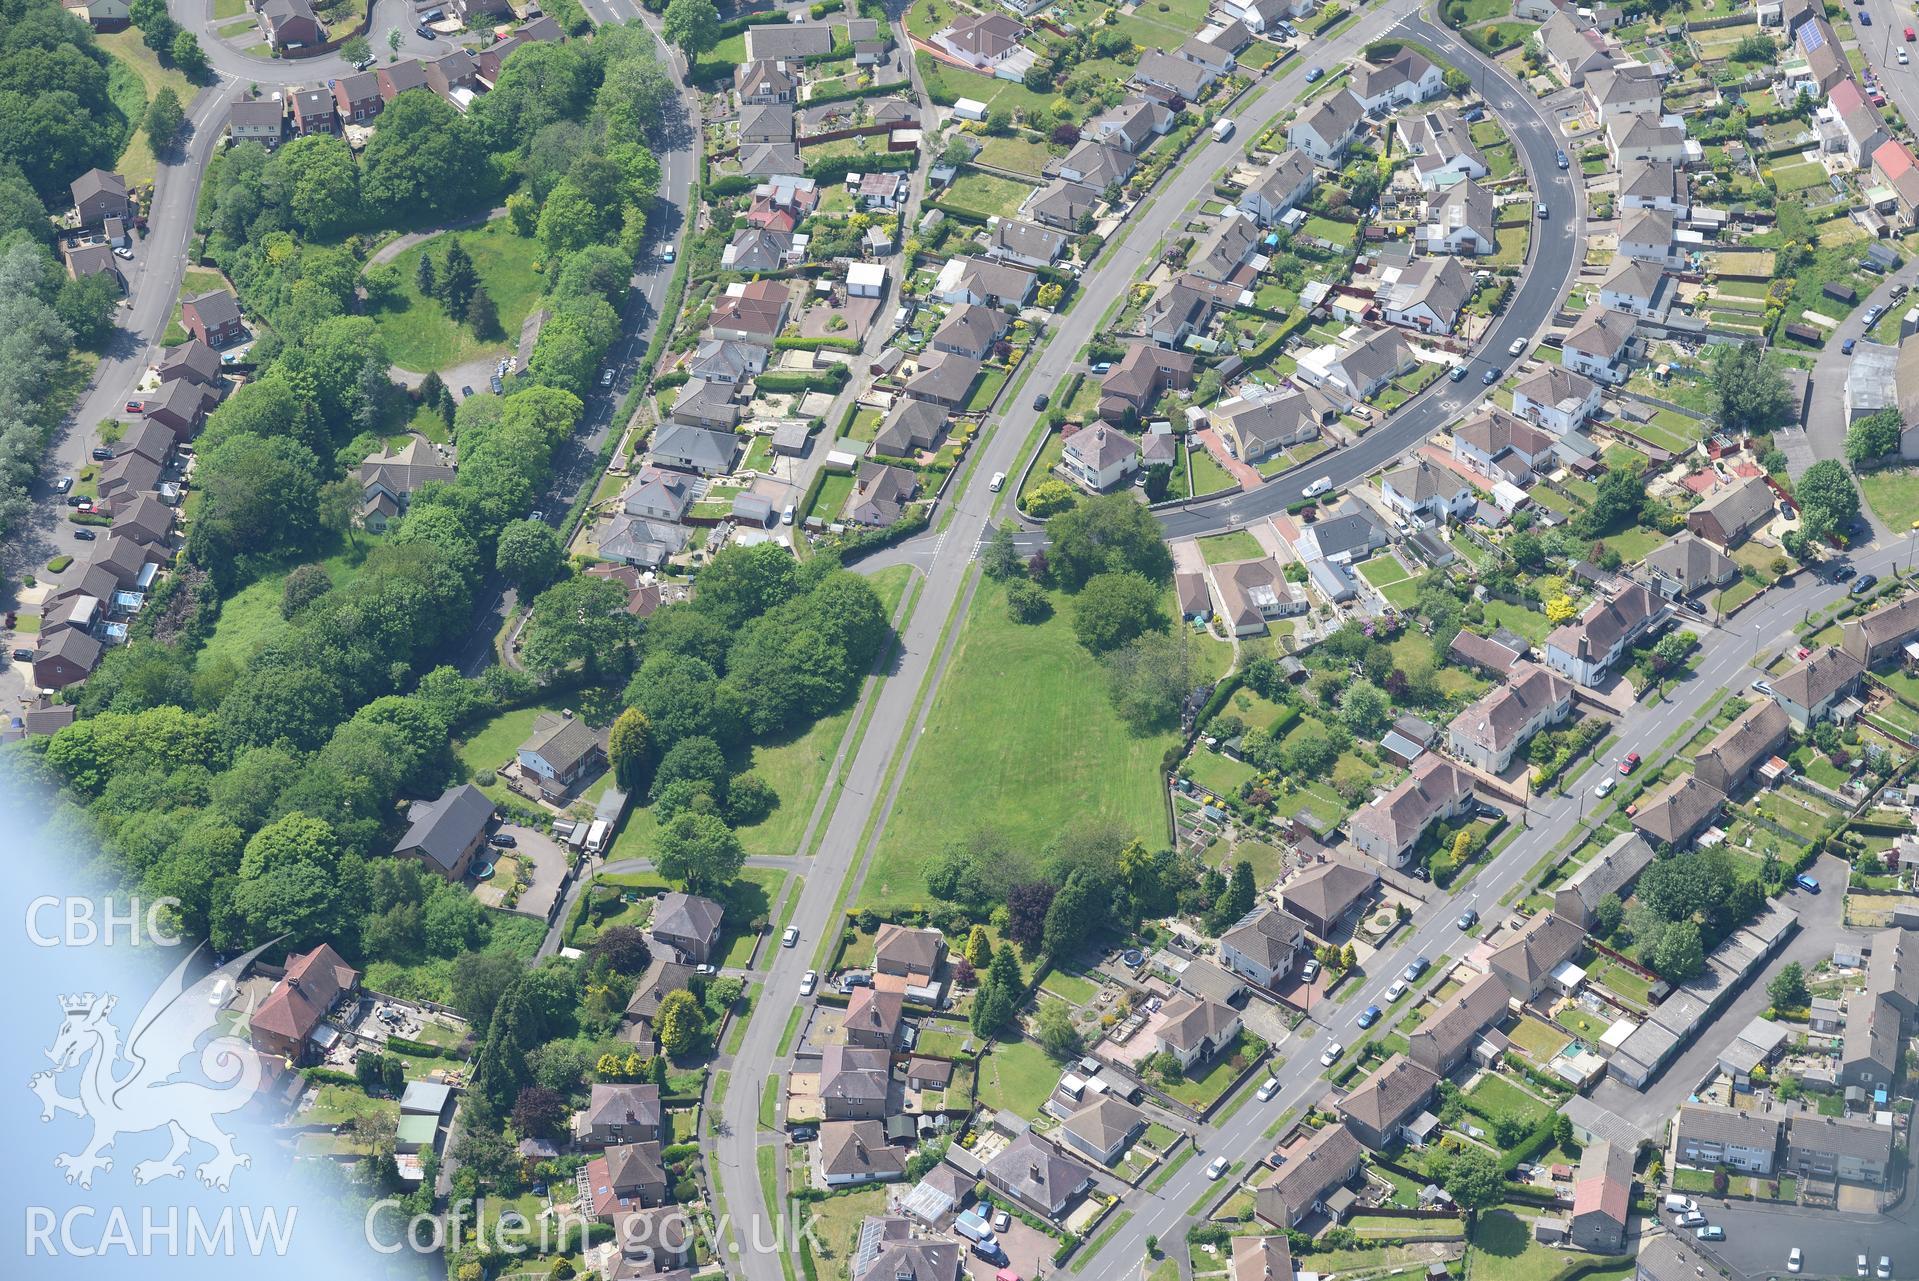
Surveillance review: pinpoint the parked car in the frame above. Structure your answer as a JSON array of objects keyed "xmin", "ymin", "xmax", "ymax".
[
  {"xmin": 1357, "ymin": 1004, "xmax": 1382, "ymax": 1028},
  {"xmin": 1255, "ymin": 1077, "xmax": 1280, "ymax": 1101},
  {"xmin": 1386, "ymin": 979, "xmax": 1409, "ymax": 1001},
  {"xmin": 1696, "ymin": 1227, "xmax": 1725, "ymax": 1241},
  {"xmin": 1319, "ymin": 1042, "xmax": 1344, "ymax": 1066},
  {"xmin": 1865, "ymin": 305, "xmax": 1886, "ymax": 327},
  {"xmin": 1508, "ymin": 337, "xmax": 1528, "ymax": 356},
  {"xmin": 416, "ymin": 24, "xmax": 437, "ymax": 38},
  {"xmin": 1594, "ymin": 776, "xmax": 1616, "ymax": 798},
  {"xmin": 1664, "ymin": 1195, "xmax": 1697, "ymax": 1213},
  {"xmin": 1302, "ymin": 476, "xmax": 1333, "ymax": 498},
  {"xmin": 92, "ymin": 446, "xmax": 115, "ymax": 460},
  {"xmin": 1794, "ymin": 873, "xmax": 1821, "ymax": 893},
  {"xmin": 487, "ymin": 833, "xmax": 516, "ymax": 849},
  {"xmin": 490, "ymin": 375, "xmax": 505, "ymax": 395},
  {"xmin": 1403, "ymin": 956, "xmax": 1430, "ymax": 982},
  {"xmin": 1853, "ymin": 573, "xmax": 1880, "ymax": 595},
  {"xmin": 798, "ymin": 970, "xmax": 817, "ymax": 995},
  {"xmin": 1536, "ymin": 202, "xmax": 1549, "ymax": 219},
  {"xmin": 11, "ymin": 648, "xmax": 33, "ymax": 662},
  {"xmin": 1456, "ymin": 909, "xmax": 1479, "ymax": 930},
  {"xmin": 113, "ymin": 245, "xmax": 133, "ymax": 260},
  {"xmin": 1032, "ymin": 394, "xmax": 1049, "ymax": 411},
  {"xmin": 1788, "ymin": 1248, "xmax": 1803, "ymax": 1273},
  {"xmin": 1680, "ymin": 1211, "xmax": 1707, "ymax": 1227},
  {"xmin": 600, "ymin": 368, "xmax": 615, "ymax": 387},
  {"xmin": 1304, "ymin": 65, "xmax": 1324, "ymax": 82},
  {"xmin": 1860, "ymin": 1256, "xmax": 1871, "ymax": 1278},
  {"xmin": 1878, "ymin": 1258, "xmax": 1890, "ymax": 1279},
  {"xmin": 73, "ymin": 529, "xmax": 95, "ymax": 541},
  {"xmin": 1206, "ymin": 1156, "xmax": 1230, "ymax": 1180},
  {"xmin": 1300, "ymin": 957, "xmax": 1321, "ymax": 982},
  {"xmin": 1449, "ymin": 364, "xmax": 1469, "ymax": 382},
  {"xmin": 782, "ymin": 926, "xmax": 800, "ymax": 948},
  {"xmin": 781, "ymin": 503, "xmax": 795, "ymax": 525},
  {"xmin": 52, "ymin": 476, "xmax": 71, "ymax": 494},
  {"xmin": 991, "ymin": 1210, "xmax": 1010, "ymax": 1233},
  {"xmin": 1844, "ymin": 338, "xmax": 1858, "ymax": 354}
]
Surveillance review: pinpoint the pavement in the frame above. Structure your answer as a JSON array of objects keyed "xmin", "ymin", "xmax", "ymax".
[
  {"xmin": 1680, "ymin": 1193, "xmax": 1919, "ymax": 1281},
  {"xmin": 706, "ymin": 7, "xmax": 1587, "ymax": 1276}
]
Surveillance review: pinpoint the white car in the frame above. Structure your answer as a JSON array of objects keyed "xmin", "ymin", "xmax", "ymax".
[
  {"xmin": 1205, "ymin": 1156, "xmax": 1229, "ymax": 1180},
  {"xmin": 1860, "ymin": 1257, "xmax": 1870, "ymax": 1278},
  {"xmin": 1508, "ymin": 337, "xmax": 1527, "ymax": 357},
  {"xmin": 1902, "ymin": 48, "xmax": 1911, "ymax": 64},
  {"xmin": 1593, "ymin": 776, "xmax": 1616, "ymax": 798},
  {"xmin": 1300, "ymin": 958, "xmax": 1321, "ymax": 982},
  {"xmin": 1752, "ymin": 679, "xmax": 1774, "ymax": 696},
  {"xmin": 989, "ymin": 471, "xmax": 1005, "ymax": 492},
  {"xmin": 1788, "ymin": 1248, "xmax": 1803, "ymax": 1274},
  {"xmin": 1878, "ymin": 1258, "xmax": 1891, "ymax": 1279},
  {"xmin": 1255, "ymin": 1077, "xmax": 1279, "ymax": 1102},
  {"xmin": 799, "ymin": 970, "xmax": 818, "ymax": 995},
  {"xmin": 782, "ymin": 926, "xmax": 800, "ymax": 948},
  {"xmin": 207, "ymin": 977, "xmax": 233, "ymax": 1007},
  {"xmin": 1302, "ymin": 476, "xmax": 1333, "ymax": 498},
  {"xmin": 1386, "ymin": 978, "xmax": 1409, "ymax": 1001},
  {"xmin": 1679, "ymin": 1211, "xmax": 1706, "ymax": 1227},
  {"xmin": 1319, "ymin": 1041, "xmax": 1344, "ymax": 1066},
  {"xmin": 113, "ymin": 245, "xmax": 133, "ymax": 260}
]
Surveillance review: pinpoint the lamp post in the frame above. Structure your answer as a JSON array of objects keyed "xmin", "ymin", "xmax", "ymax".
[{"xmin": 1908, "ymin": 519, "xmax": 1919, "ymax": 573}]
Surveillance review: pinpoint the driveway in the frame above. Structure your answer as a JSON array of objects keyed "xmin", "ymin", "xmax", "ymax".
[
  {"xmin": 1681, "ymin": 1195, "xmax": 1917, "ymax": 1281},
  {"xmin": 473, "ymin": 826, "xmax": 572, "ymax": 921}
]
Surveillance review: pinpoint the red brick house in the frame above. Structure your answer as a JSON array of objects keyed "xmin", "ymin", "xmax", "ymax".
[
  {"xmin": 182, "ymin": 289, "xmax": 245, "ymax": 348},
  {"xmin": 249, "ymin": 944, "xmax": 361, "ymax": 1064}
]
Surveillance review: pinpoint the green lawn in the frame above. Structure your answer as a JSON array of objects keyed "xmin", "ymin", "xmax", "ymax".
[
  {"xmin": 99, "ymin": 29, "xmax": 195, "ymax": 188},
  {"xmin": 1479, "ymin": 599, "xmax": 1550, "ymax": 644},
  {"xmin": 942, "ymin": 169, "xmax": 1038, "ymax": 220},
  {"xmin": 975, "ymin": 133, "xmax": 1057, "ymax": 177},
  {"xmin": 367, "ymin": 217, "xmax": 547, "ymax": 373},
  {"xmin": 1469, "ymin": 1207, "xmax": 1568, "ymax": 1281},
  {"xmin": 974, "ymin": 1033, "xmax": 1060, "ymax": 1119},
  {"xmin": 1356, "ymin": 554, "xmax": 1412, "ymax": 588},
  {"xmin": 1466, "ymin": 1073, "xmax": 1551, "ymax": 1124},
  {"xmin": 1861, "ymin": 467, "xmax": 1919, "ymax": 529},
  {"xmin": 454, "ymin": 693, "xmax": 590, "ymax": 799},
  {"xmin": 1190, "ymin": 444, "xmax": 1237, "ymax": 496},
  {"xmin": 731, "ymin": 707, "xmax": 854, "ymax": 855},
  {"xmin": 198, "ymin": 533, "xmax": 386, "ymax": 671},
  {"xmin": 1198, "ymin": 530, "xmax": 1263, "ymax": 564},
  {"xmin": 860, "ymin": 579, "xmax": 1180, "ymax": 908},
  {"xmin": 807, "ymin": 470, "xmax": 856, "ymax": 523}
]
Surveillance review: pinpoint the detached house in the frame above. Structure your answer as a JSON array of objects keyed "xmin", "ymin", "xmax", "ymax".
[
  {"xmin": 1351, "ymin": 756, "xmax": 1474, "ymax": 868},
  {"xmin": 1278, "ymin": 860, "xmax": 1377, "ymax": 938},
  {"xmin": 985, "ymin": 1130, "xmax": 1094, "ymax": 1219},
  {"xmin": 815, "ymin": 1120, "xmax": 905, "ymax": 1187},
  {"xmin": 1132, "ymin": 50, "xmax": 1214, "ymax": 102},
  {"xmin": 1452, "ymin": 408, "xmax": 1556, "ymax": 486},
  {"xmin": 1377, "ymin": 257, "xmax": 1472, "ymax": 335},
  {"xmin": 1446, "ymin": 661, "xmax": 1574, "ymax": 773},
  {"xmin": 358, "ymin": 436, "xmax": 453, "ymax": 530},
  {"xmin": 1686, "ymin": 475, "xmax": 1774, "ymax": 549},
  {"xmin": 1154, "ymin": 994, "xmax": 1242, "ymax": 1070},
  {"xmin": 845, "ymin": 461, "xmax": 918, "ymax": 526},
  {"xmin": 1512, "ymin": 365, "xmax": 1602, "ymax": 432},
  {"xmin": 1059, "ymin": 424, "xmax": 1139, "ymax": 493},
  {"xmin": 651, "ymin": 892, "xmax": 724, "ymax": 965},
  {"xmin": 1239, "ymin": 148, "xmax": 1318, "ymax": 223},
  {"xmin": 1090, "ymin": 97, "xmax": 1175, "ymax": 154},
  {"xmin": 573, "ymin": 1083, "xmax": 662, "ymax": 1147},
  {"xmin": 736, "ymin": 59, "xmax": 797, "ymax": 105},
  {"xmin": 1617, "ymin": 206, "xmax": 1684, "ymax": 269},
  {"xmin": 933, "ymin": 13, "xmax": 1028, "ymax": 75},
  {"xmin": 332, "ymin": 71, "xmax": 384, "ymax": 123},
  {"xmin": 1212, "ymin": 558, "xmax": 1307, "ymax": 636},
  {"xmin": 1219, "ymin": 903, "xmax": 1308, "ymax": 988},
  {"xmin": 1099, "ymin": 344, "xmax": 1195, "ymax": 419},
  {"xmin": 1642, "ymin": 532, "xmax": 1737, "ymax": 601},
  {"xmin": 1405, "ymin": 108, "xmax": 1488, "ymax": 190},
  {"xmin": 1348, "ymin": 47, "xmax": 1445, "ymax": 112},
  {"xmin": 1058, "ymin": 1096, "xmax": 1146, "ymax": 1166},
  {"xmin": 249, "ymin": 944, "xmax": 360, "ymax": 1064},
  {"xmin": 1619, "ymin": 157, "xmax": 1689, "ymax": 215},
  {"xmin": 392, "ymin": 783, "xmax": 493, "ymax": 881},
  {"xmin": 517, "ymin": 710, "xmax": 606, "ymax": 798},
  {"xmin": 1214, "ymin": 387, "xmax": 1328, "ymax": 463},
  {"xmin": 581, "ymin": 1142, "xmax": 667, "ymax": 1218},
  {"xmin": 1561, "ymin": 307, "xmax": 1637, "ymax": 384},
  {"xmin": 1379, "ymin": 457, "xmax": 1474, "ymax": 525},
  {"xmin": 182, "ymin": 289, "xmax": 245, "ymax": 348},
  {"xmin": 255, "ymin": 0, "xmax": 323, "ymax": 52},
  {"xmin": 71, "ymin": 168, "xmax": 132, "ymax": 227},
  {"xmin": 1536, "ymin": 12, "xmax": 1614, "ymax": 86}
]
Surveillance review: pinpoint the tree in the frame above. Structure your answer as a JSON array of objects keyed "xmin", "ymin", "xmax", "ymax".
[
  {"xmin": 144, "ymin": 88, "xmax": 184, "ymax": 156},
  {"xmin": 171, "ymin": 31, "xmax": 208, "ymax": 79},
  {"xmin": 608, "ymin": 708, "xmax": 655, "ymax": 794},
  {"xmin": 1005, "ymin": 882, "xmax": 1057, "ymax": 950},
  {"xmin": 512, "ymin": 1086, "xmax": 567, "ymax": 1139},
  {"xmin": 1796, "ymin": 459, "xmax": 1860, "ymax": 532},
  {"xmin": 981, "ymin": 521, "xmax": 1023, "ymax": 580},
  {"xmin": 281, "ymin": 563, "xmax": 333, "ymax": 619},
  {"xmin": 495, "ymin": 519, "xmax": 564, "ymax": 593},
  {"xmin": 662, "ymin": 0, "xmax": 722, "ymax": 57},
  {"xmin": 1005, "ymin": 578, "xmax": 1051, "ymax": 623},
  {"xmin": 389, "ymin": 28, "xmax": 403, "ymax": 54},
  {"xmin": 1072, "ymin": 571, "xmax": 1163, "ymax": 652},
  {"xmin": 655, "ymin": 988, "xmax": 707, "ymax": 1057},
  {"xmin": 1847, "ymin": 407, "xmax": 1903, "ymax": 466},
  {"xmin": 520, "ymin": 576, "xmax": 638, "ymax": 678},
  {"xmin": 588, "ymin": 925, "xmax": 652, "ymax": 975},
  {"xmin": 965, "ymin": 925, "xmax": 992, "ymax": 969},
  {"xmin": 1650, "ymin": 631, "xmax": 1691, "ymax": 675},
  {"xmin": 1712, "ymin": 341, "xmax": 1791, "ymax": 432},
  {"xmin": 1035, "ymin": 1000, "xmax": 1082, "ymax": 1059},
  {"xmin": 654, "ymin": 810, "xmax": 745, "ymax": 895},
  {"xmin": 1545, "ymin": 594, "xmax": 1576, "ymax": 624},
  {"xmin": 416, "ymin": 251, "xmax": 436, "ymax": 298},
  {"xmin": 1435, "ymin": 1143, "xmax": 1504, "ymax": 1212},
  {"xmin": 340, "ymin": 35, "xmax": 371, "ymax": 67},
  {"xmin": 1768, "ymin": 961, "xmax": 1809, "ymax": 1010},
  {"xmin": 722, "ymin": 773, "xmax": 778, "ymax": 826},
  {"xmin": 1651, "ymin": 918, "xmax": 1706, "ymax": 983},
  {"xmin": 1338, "ymin": 679, "xmax": 1389, "ymax": 738},
  {"xmin": 1105, "ymin": 627, "xmax": 1200, "ymax": 734},
  {"xmin": 438, "ymin": 238, "xmax": 478, "ymax": 314},
  {"xmin": 1590, "ymin": 892, "xmax": 1623, "ymax": 939},
  {"xmin": 1047, "ymin": 493, "xmax": 1173, "ymax": 588},
  {"xmin": 465, "ymin": 285, "xmax": 500, "ymax": 338}
]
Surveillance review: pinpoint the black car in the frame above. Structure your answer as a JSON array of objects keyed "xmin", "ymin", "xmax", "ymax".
[
  {"xmin": 415, "ymin": 25, "xmax": 437, "ymax": 39},
  {"xmin": 488, "ymin": 833, "xmax": 517, "ymax": 849},
  {"xmin": 1852, "ymin": 573, "xmax": 1880, "ymax": 596},
  {"xmin": 73, "ymin": 529, "xmax": 96, "ymax": 541},
  {"xmin": 11, "ymin": 648, "xmax": 33, "ymax": 662},
  {"xmin": 461, "ymin": 385, "xmax": 474, "ymax": 398},
  {"xmin": 1032, "ymin": 394, "xmax": 1049, "ymax": 411},
  {"xmin": 1833, "ymin": 564, "xmax": 1857, "ymax": 582},
  {"xmin": 91, "ymin": 447, "xmax": 114, "ymax": 461},
  {"xmin": 65, "ymin": 496, "xmax": 85, "ymax": 507},
  {"xmin": 490, "ymin": 375, "xmax": 505, "ymax": 395}
]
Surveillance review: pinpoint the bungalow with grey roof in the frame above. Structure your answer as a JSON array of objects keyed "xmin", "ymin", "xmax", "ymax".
[
  {"xmin": 815, "ymin": 1120, "xmax": 905, "ymax": 1187},
  {"xmin": 648, "ymin": 422, "xmax": 740, "ymax": 474},
  {"xmin": 1154, "ymin": 993, "xmax": 1242, "ymax": 1069},
  {"xmin": 1253, "ymin": 1123, "xmax": 1364, "ymax": 1229},
  {"xmin": 1058, "ymin": 1096, "xmax": 1146, "ymax": 1166},
  {"xmin": 1212, "ymin": 558, "xmax": 1306, "ymax": 636},
  {"xmin": 1030, "ymin": 180, "xmax": 1101, "ymax": 230},
  {"xmin": 1100, "ymin": 344, "xmax": 1195, "ymax": 419},
  {"xmin": 1213, "ymin": 387, "xmax": 1325, "ymax": 462},
  {"xmin": 929, "ymin": 303, "xmax": 1005, "ymax": 361},
  {"xmin": 1843, "ymin": 592, "xmax": 1919, "ymax": 666},
  {"xmin": 1686, "ymin": 475, "xmax": 1775, "ymax": 549},
  {"xmin": 1090, "ymin": 97, "xmax": 1175, "ymax": 153},
  {"xmin": 985, "ymin": 1130, "xmax": 1094, "ymax": 1219},
  {"xmin": 985, "ymin": 217, "xmax": 1067, "ymax": 269},
  {"xmin": 671, "ymin": 378, "xmax": 742, "ymax": 431},
  {"xmin": 873, "ymin": 399, "xmax": 948, "ymax": 459},
  {"xmin": 1279, "ymin": 860, "xmax": 1377, "ymax": 938},
  {"xmin": 1642, "ymin": 531, "xmax": 1736, "ymax": 600},
  {"xmin": 845, "ymin": 461, "xmax": 918, "ymax": 526},
  {"xmin": 901, "ymin": 350, "xmax": 982, "ymax": 409},
  {"xmin": 1132, "ymin": 50, "xmax": 1214, "ymax": 102}
]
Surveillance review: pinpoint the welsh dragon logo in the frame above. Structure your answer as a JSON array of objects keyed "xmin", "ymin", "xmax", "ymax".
[{"xmin": 28, "ymin": 942, "xmax": 273, "ymax": 1191}]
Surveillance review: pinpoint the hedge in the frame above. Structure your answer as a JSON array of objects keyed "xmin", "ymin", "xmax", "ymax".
[
  {"xmin": 302, "ymin": 1067, "xmax": 358, "ymax": 1087},
  {"xmin": 755, "ymin": 366, "xmax": 850, "ymax": 394},
  {"xmin": 804, "ymin": 77, "xmax": 909, "ymax": 109},
  {"xmin": 805, "ymin": 148, "xmax": 916, "ymax": 184},
  {"xmin": 776, "ymin": 335, "xmax": 863, "ymax": 352},
  {"xmin": 385, "ymin": 1035, "xmax": 453, "ymax": 1059},
  {"xmin": 818, "ymin": 505, "xmax": 930, "ymax": 562}
]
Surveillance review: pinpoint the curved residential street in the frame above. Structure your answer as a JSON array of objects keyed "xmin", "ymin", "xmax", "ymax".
[{"xmin": 705, "ymin": 7, "xmax": 1585, "ymax": 1278}]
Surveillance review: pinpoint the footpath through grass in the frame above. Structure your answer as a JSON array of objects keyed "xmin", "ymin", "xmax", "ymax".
[{"xmin": 367, "ymin": 218, "xmax": 546, "ymax": 373}]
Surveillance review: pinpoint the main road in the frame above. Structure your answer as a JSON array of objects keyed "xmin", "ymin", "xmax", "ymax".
[{"xmin": 706, "ymin": 6, "xmax": 1583, "ymax": 1277}]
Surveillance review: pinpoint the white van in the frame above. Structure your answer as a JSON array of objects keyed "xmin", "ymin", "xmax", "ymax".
[
  {"xmin": 1302, "ymin": 476, "xmax": 1333, "ymax": 498},
  {"xmin": 1212, "ymin": 117, "xmax": 1235, "ymax": 141},
  {"xmin": 1664, "ymin": 1194, "xmax": 1695, "ymax": 1214}
]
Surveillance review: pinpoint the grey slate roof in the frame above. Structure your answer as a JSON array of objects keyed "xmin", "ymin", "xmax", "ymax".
[{"xmin": 395, "ymin": 783, "xmax": 494, "ymax": 872}]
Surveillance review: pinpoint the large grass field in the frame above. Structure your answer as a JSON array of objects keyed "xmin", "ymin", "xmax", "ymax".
[
  {"xmin": 367, "ymin": 218, "xmax": 547, "ymax": 373},
  {"xmin": 1861, "ymin": 467, "xmax": 1919, "ymax": 529},
  {"xmin": 858, "ymin": 578, "xmax": 1178, "ymax": 908},
  {"xmin": 942, "ymin": 169, "xmax": 1037, "ymax": 221},
  {"xmin": 198, "ymin": 533, "xmax": 386, "ymax": 671},
  {"xmin": 98, "ymin": 29, "xmax": 195, "ymax": 188}
]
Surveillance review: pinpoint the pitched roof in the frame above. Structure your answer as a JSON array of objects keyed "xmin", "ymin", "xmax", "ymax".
[
  {"xmin": 1221, "ymin": 903, "xmax": 1308, "ymax": 972},
  {"xmin": 395, "ymin": 783, "xmax": 494, "ymax": 871},
  {"xmin": 1620, "ymin": 157, "xmax": 1681, "ymax": 201},
  {"xmin": 1408, "ymin": 970, "xmax": 1508, "ymax": 1070},
  {"xmin": 1298, "ymin": 89, "xmax": 1363, "ymax": 145},
  {"xmin": 653, "ymin": 892, "xmax": 724, "ymax": 947},
  {"xmin": 1354, "ymin": 46, "xmax": 1435, "ymax": 99},
  {"xmin": 818, "ymin": 1119, "xmax": 906, "ymax": 1179},
  {"xmin": 1378, "ymin": 255, "xmax": 1471, "ymax": 320},
  {"xmin": 1564, "ymin": 306, "xmax": 1636, "ymax": 360},
  {"xmin": 1351, "ymin": 756, "xmax": 1473, "ymax": 852},
  {"xmin": 1849, "ymin": 592, "xmax": 1919, "ymax": 652},
  {"xmin": 360, "ymin": 436, "xmax": 454, "ymax": 496},
  {"xmin": 580, "ymin": 1082, "xmax": 662, "ymax": 1133},
  {"xmin": 1513, "ymin": 363, "xmax": 1597, "ymax": 415},
  {"xmin": 873, "ymin": 398, "xmax": 948, "ymax": 458},
  {"xmin": 1217, "ymin": 387, "xmax": 1321, "ymax": 453},
  {"xmin": 1636, "ymin": 1236, "xmax": 1713, "ymax": 1281},
  {"xmin": 1449, "ymin": 629, "xmax": 1526, "ymax": 675},
  {"xmin": 522, "ymin": 710, "xmax": 601, "ymax": 777},
  {"xmin": 1631, "ymin": 774, "xmax": 1726, "ymax": 845},
  {"xmin": 1279, "ymin": 860, "xmax": 1377, "ymax": 927},
  {"xmin": 1336, "ymin": 1053, "xmax": 1438, "ymax": 1136},
  {"xmin": 1487, "ymin": 911, "xmax": 1586, "ymax": 990},
  {"xmin": 1557, "ymin": 831, "xmax": 1654, "ymax": 913},
  {"xmin": 1230, "ymin": 1237, "xmax": 1294, "ymax": 1281},
  {"xmin": 1771, "ymin": 644, "xmax": 1863, "ymax": 709},
  {"xmin": 1257, "ymin": 1122, "xmax": 1363, "ymax": 1218},
  {"xmin": 1866, "ymin": 926, "xmax": 1918, "ymax": 1010},
  {"xmin": 1448, "ymin": 661, "xmax": 1572, "ymax": 756},
  {"xmin": 184, "ymin": 288, "xmax": 242, "ymax": 329},
  {"xmin": 1697, "ymin": 698, "xmax": 1791, "ymax": 782},
  {"xmin": 251, "ymin": 943, "xmax": 358, "ymax": 1045},
  {"xmin": 1060, "ymin": 1095, "xmax": 1144, "ymax": 1154},
  {"xmin": 1691, "ymin": 475, "xmax": 1775, "ymax": 540},
  {"xmin": 1570, "ymin": 1139, "xmax": 1633, "ymax": 1226},
  {"xmin": 904, "ymin": 349, "xmax": 982, "ymax": 403},
  {"xmin": 874, "ymin": 923, "xmax": 944, "ymax": 973},
  {"xmin": 1786, "ymin": 1111, "xmax": 1894, "ymax": 1163},
  {"xmin": 157, "ymin": 339, "xmax": 222, "ymax": 384},
  {"xmin": 1156, "ymin": 993, "xmax": 1240, "ymax": 1053},
  {"xmin": 985, "ymin": 1129, "xmax": 1094, "ymax": 1209},
  {"xmin": 1454, "ymin": 407, "xmax": 1555, "ymax": 462},
  {"xmin": 932, "ymin": 302, "xmax": 1004, "ymax": 354},
  {"xmin": 1677, "ymin": 1101, "xmax": 1783, "ymax": 1150},
  {"xmin": 1643, "ymin": 531, "xmax": 1735, "ymax": 590},
  {"xmin": 847, "ymin": 460, "xmax": 918, "ymax": 526},
  {"xmin": 1063, "ymin": 423, "xmax": 1137, "ymax": 473},
  {"xmin": 1545, "ymin": 583, "xmax": 1660, "ymax": 664},
  {"xmin": 819, "ymin": 1046, "xmax": 892, "ymax": 1103},
  {"xmin": 845, "ymin": 985, "xmax": 904, "ymax": 1041},
  {"xmin": 853, "ymin": 1222, "xmax": 959, "ymax": 1281}
]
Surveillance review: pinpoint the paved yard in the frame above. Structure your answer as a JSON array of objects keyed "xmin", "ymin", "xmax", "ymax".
[
  {"xmin": 1684, "ymin": 1197, "xmax": 1916, "ymax": 1281},
  {"xmin": 472, "ymin": 825, "xmax": 572, "ymax": 921}
]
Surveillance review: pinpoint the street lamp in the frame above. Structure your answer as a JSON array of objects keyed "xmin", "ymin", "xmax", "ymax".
[{"xmin": 1908, "ymin": 519, "xmax": 1919, "ymax": 573}]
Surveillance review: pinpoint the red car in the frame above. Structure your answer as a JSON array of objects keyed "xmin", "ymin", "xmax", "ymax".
[
  {"xmin": 1617, "ymin": 752, "xmax": 1641, "ymax": 776},
  {"xmin": 1907, "ymin": 25, "xmax": 1916, "ymax": 39},
  {"xmin": 124, "ymin": 400, "xmax": 142, "ymax": 413}
]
